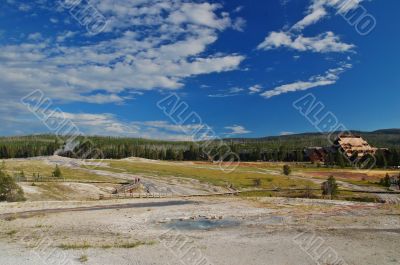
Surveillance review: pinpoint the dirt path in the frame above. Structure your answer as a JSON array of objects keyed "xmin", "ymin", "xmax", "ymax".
[{"xmin": 0, "ymin": 200, "xmax": 194, "ymax": 220}]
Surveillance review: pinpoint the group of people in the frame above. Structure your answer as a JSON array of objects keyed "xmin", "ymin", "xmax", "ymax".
[{"xmin": 133, "ymin": 177, "xmax": 141, "ymax": 184}]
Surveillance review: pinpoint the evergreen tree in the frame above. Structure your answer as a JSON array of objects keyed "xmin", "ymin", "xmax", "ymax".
[
  {"xmin": 392, "ymin": 149, "xmax": 400, "ymax": 167},
  {"xmin": 325, "ymin": 152, "xmax": 335, "ymax": 167},
  {"xmin": 379, "ymin": 174, "xmax": 391, "ymax": 187},
  {"xmin": 322, "ymin": 176, "xmax": 339, "ymax": 200},
  {"xmin": 375, "ymin": 150, "xmax": 387, "ymax": 168},
  {"xmin": 53, "ymin": 165, "xmax": 62, "ymax": 178},
  {"xmin": 335, "ymin": 151, "xmax": 346, "ymax": 168}
]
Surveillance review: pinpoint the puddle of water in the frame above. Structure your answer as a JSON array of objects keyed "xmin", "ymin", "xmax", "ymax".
[{"xmin": 166, "ymin": 218, "xmax": 240, "ymax": 231}]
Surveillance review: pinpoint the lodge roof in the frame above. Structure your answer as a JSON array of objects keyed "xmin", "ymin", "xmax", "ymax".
[{"xmin": 336, "ymin": 134, "xmax": 377, "ymax": 156}]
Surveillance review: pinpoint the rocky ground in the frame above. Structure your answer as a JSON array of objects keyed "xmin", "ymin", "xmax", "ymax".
[{"xmin": 0, "ymin": 197, "xmax": 399, "ymax": 265}]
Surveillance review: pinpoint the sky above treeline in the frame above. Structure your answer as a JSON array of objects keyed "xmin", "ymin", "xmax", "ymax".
[{"xmin": 0, "ymin": 0, "xmax": 399, "ymax": 140}]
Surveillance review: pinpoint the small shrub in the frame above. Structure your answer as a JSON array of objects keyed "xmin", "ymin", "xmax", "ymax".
[
  {"xmin": 59, "ymin": 243, "xmax": 91, "ymax": 250},
  {"xmin": 283, "ymin": 165, "xmax": 291, "ymax": 176},
  {"xmin": 302, "ymin": 185, "xmax": 315, "ymax": 199},
  {"xmin": 253, "ymin": 178, "xmax": 262, "ymax": 187},
  {"xmin": 79, "ymin": 254, "xmax": 88, "ymax": 263},
  {"xmin": 0, "ymin": 169, "xmax": 25, "ymax": 202},
  {"xmin": 4, "ymin": 215, "xmax": 17, "ymax": 221},
  {"xmin": 6, "ymin": 230, "xmax": 17, "ymax": 236}
]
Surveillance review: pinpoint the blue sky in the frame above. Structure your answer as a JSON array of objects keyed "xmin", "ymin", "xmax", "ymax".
[{"xmin": 0, "ymin": 0, "xmax": 399, "ymax": 140}]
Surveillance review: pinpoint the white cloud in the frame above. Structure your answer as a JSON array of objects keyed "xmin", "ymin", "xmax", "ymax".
[
  {"xmin": 262, "ymin": 79, "xmax": 335, "ymax": 98},
  {"xmin": 208, "ymin": 93, "xmax": 236, "ymax": 98},
  {"xmin": 258, "ymin": 0, "xmax": 365, "ymax": 53},
  {"xmin": 224, "ymin": 125, "xmax": 251, "ymax": 135},
  {"xmin": 292, "ymin": 7, "xmax": 327, "ymax": 31},
  {"xmin": 167, "ymin": 2, "xmax": 231, "ymax": 30},
  {"xmin": 27, "ymin": 32, "xmax": 42, "ymax": 41},
  {"xmin": 80, "ymin": 93, "xmax": 126, "ymax": 104},
  {"xmin": 280, "ymin": 0, "xmax": 291, "ymax": 7},
  {"xmin": 232, "ymin": 17, "xmax": 246, "ymax": 32},
  {"xmin": 18, "ymin": 3, "xmax": 32, "ymax": 12},
  {"xmin": 208, "ymin": 87, "xmax": 244, "ymax": 98},
  {"xmin": 50, "ymin": 18, "xmax": 59, "ymax": 24},
  {"xmin": 229, "ymin": 87, "xmax": 244, "ymax": 93},
  {"xmin": 258, "ymin": 31, "xmax": 354, "ymax": 53},
  {"xmin": 248, "ymin": 85, "xmax": 262, "ymax": 94},
  {"xmin": 280, "ymin": 131, "xmax": 295, "ymax": 136},
  {"xmin": 56, "ymin": 31, "xmax": 78, "ymax": 42},
  {"xmin": 0, "ymin": 0, "xmax": 247, "ymax": 138},
  {"xmin": 292, "ymin": 0, "xmax": 365, "ymax": 31},
  {"xmin": 0, "ymin": 0, "xmax": 245, "ymax": 106},
  {"xmin": 261, "ymin": 64, "xmax": 352, "ymax": 98},
  {"xmin": 233, "ymin": 6, "xmax": 244, "ymax": 13},
  {"xmin": 0, "ymin": 102, "xmax": 205, "ymax": 140}
]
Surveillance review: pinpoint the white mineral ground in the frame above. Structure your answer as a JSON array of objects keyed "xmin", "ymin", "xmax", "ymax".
[{"xmin": 0, "ymin": 197, "xmax": 399, "ymax": 265}]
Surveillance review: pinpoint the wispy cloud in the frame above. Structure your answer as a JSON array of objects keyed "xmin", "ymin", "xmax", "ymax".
[
  {"xmin": 261, "ymin": 64, "xmax": 352, "ymax": 98},
  {"xmin": 258, "ymin": 31, "xmax": 354, "ymax": 53},
  {"xmin": 224, "ymin": 125, "xmax": 251, "ymax": 135},
  {"xmin": 17, "ymin": 3, "xmax": 32, "ymax": 12},
  {"xmin": 258, "ymin": 0, "xmax": 364, "ymax": 53},
  {"xmin": 27, "ymin": 32, "xmax": 42, "ymax": 41},
  {"xmin": 280, "ymin": 131, "xmax": 295, "ymax": 136},
  {"xmin": 292, "ymin": 6, "xmax": 327, "ymax": 31},
  {"xmin": 0, "ymin": 104, "xmax": 204, "ymax": 140},
  {"xmin": 292, "ymin": 0, "xmax": 366, "ymax": 31},
  {"xmin": 56, "ymin": 31, "xmax": 78, "ymax": 42},
  {"xmin": 208, "ymin": 87, "xmax": 244, "ymax": 98},
  {"xmin": 248, "ymin": 85, "xmax": 262, "ymax": 94}
]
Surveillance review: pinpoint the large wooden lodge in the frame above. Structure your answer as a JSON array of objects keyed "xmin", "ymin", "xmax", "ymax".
[{"xmin": 306, "ymin": 134, "xmax": 378, "ymax": 163}]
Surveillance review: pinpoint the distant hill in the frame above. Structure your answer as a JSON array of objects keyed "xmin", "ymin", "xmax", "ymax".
[
  {"xmin": 371, "ymin": 129, "xmax": 400, "ymax": 134},
  {"xmin": 226, "ymin": 129, "xmax": 400, "ymax": 148}
]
